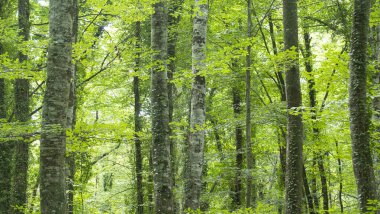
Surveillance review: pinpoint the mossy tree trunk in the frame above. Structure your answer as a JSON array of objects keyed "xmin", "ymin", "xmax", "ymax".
[
  {"xmin": 183, "ymin": 0, "xmax": 208, "ymax": 211},
  {"xmin": 12, "ymin": 0, "xmax": 30, "ymax": 212},
  {"xmin": 0, "ymin": 1, "xmax": 13, "ymax": 212},
  {"xmin": 282, "ymin": 0, "xmax": 304, "ymax": 213},
  {"xmin": 348, "ymin": 0, "xmax": 378, "ymax": 212},
  {"xmin": 40, "ymin": 0, "xmax": 73, "ymax": 212},
  {"xmin": 151, "ymin": 1, "xmax": 174, "ymax": 213},
  {"xmin": 67, "ymin": 0, "xmax": 78, "ymax": 212}
]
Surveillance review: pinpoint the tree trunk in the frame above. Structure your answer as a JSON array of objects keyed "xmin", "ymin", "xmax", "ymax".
[
  {"xmin": 372, "ymin": 22, "xmax": 380, "ymax": 194},
  {"xmin": 0, "ymin": 1, "xmax": 13, "ymax": 212},
  {"xmin": 66, "ymin": 0, "xmax": 79, "ymax": 213},
  {"xmin": 232, "ymin": 87, "xmax": 243, "ymax": 209},
  {"xmin": 303, "ymin": 29, "xmax": 329, "ymax": 213},
  {"xmin": 245, "ymin": 0, "xmax": 255, "ymax": 208},
  {"xmin": 183, "ymin": 0, "xmax": 208, "ymax": 211},
  {"xmin": 348, "ymin": 0, "xmax": 377, "ymax": 212},
  {"xmin": 134, "ymin": 20, "xmax": 144, "ymax": 214},
  {"xmin": 40, "ymin": 0, "xmax": 73, "ymax": 212},
  {"xmin": 269, "ymin": 13, "xmax": 287, "ymax": 214},
  {"xmin": 12, "ymin": 0, "xmax": 31, "ymax": 212},
  {"xmin": 167, "ymin": 1, "xmax": 182, "ymax": 211},
  {"xmin": 336, "ymin": 142, "xmax": 344, "ymax": 213},
  {"xmin": 302, "ymin": 165, "xmax": 315, "ymax": 214},
  {"xmin": 282, "ymin": 0, "xmax": 304, "ymax": 213},
  {"xmin": 151, "ymin": 1, "xmax": 173, "ymax": 213}
]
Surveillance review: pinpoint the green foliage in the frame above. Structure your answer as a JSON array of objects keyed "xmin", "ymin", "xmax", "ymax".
[{"xmin": 1, "ymin": 0, "xmax": 379, "ymax": 213}]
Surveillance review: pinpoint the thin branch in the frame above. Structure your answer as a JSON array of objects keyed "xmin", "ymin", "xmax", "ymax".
[{"xmin": 90, "ymin": 142, "xmax": 122, "ymax": 166}]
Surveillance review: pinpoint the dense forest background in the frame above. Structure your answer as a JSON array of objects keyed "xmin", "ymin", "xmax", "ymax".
[{"xmin": 0, "ymin": 0, "xmax": 380, "ymax": 213}]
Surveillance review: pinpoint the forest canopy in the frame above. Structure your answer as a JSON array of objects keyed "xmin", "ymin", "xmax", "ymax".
[{"xmin": 0, "ymin": 0, "xmax": 380, "ymax": 213}]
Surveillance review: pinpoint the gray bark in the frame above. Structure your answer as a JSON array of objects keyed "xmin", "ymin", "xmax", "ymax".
[
  {"xmin": 167, "ymin": 1, "xmax": 183, "ymax": 211},
  {"xmin": 67, "ymin": 0, "xmax": 78, "ymax": 212},
  {"xmin": 282, "ymin": 0, "xmax": 304, "ymax": 213},
  {"xmin": 40, "ymin": 0, "xmax": 73, "ymax": 212},
  {"xmin": 151, "ymin": 1, "xmax": 173, "ymax": 213},
  {"xmin": 183, "ymin": 0, "xmax": 208, "ymax": 210},
  {"xmin": 348, "ymin": 0, "xmax": 378, "ymax": 212},
  {"xmin": 12, "ymin": 0, "xmax": 31, "ymax": 212}
]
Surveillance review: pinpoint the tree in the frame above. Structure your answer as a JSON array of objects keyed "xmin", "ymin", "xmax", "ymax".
[
  {"xmin": 134, "ymin": 20, "xmax": 144, "ymax": 214},
  {"xmin": 66, "ymin": 0, "xmax": 79, "ymax": 212},
  {"xmin": 348, "ymin": 0, "xmax": 377, "ymax": 212},
  {"xmin": 0, "ymin": 1, "xmax": 13, "ymax": 212},
  {"xmin": 40, "ymin": 0, "xmax": 73, "ymax": 212},
  {"xmin": 282, "ymin": 0, "xmax": 304, "ymax": 213},
  {"xmin": 245, "ymin": 0, "xmax": 255, "ymax": 208},
  {"xmin": 183, "ymin": 0, "xmax": 208, "ymax": 210},
  {"xmin": 232, "ymin": 85, "xmax": 243, "ymax": 208},
  {"xmin": 12, "ymin": 0, "xmax": 30, "ymax": 212},
  {"xmin": 151, "ymin": 1, "xmax": 173, "ymax": 213}
]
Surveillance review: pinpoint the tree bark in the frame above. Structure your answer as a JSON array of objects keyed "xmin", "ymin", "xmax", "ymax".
[
  {"xmin": 372, "ymin": 21, "xmax": 380, "ymax": 196},
  {"xmin": 40, "ymin": 0, "xmax": 73, "ymax": 212},
  {"xmin": 134, "ymin": 20, "xmax": 144, "ymax": 214},
  {"xmin": 183, "ymin": 0, "xmax": 208, "ymax": 211},
  {"xmin": 0, "ymin": 1, "xmax": 13, "ymax": 213},
  {"xmin": 167, "ymin": 1, "xmax": 182, "ymax": 210},
  {"xmin": 336, "ymin": 142, "xmax": 344, "ymax": 213},
  {"xmin": 151, "ymin": 1, "xmax": 173, "ymax": 213},
  {"xmin": 12, "ymin": 0, "xmax": 31, "ymax": 212},
  {"xmin": 66, "ymin": 0, "xmax": 78, "ymax": 213},
  {"xmin": 348, "ymin": 0, "xmax": 377, "ymax": 212},
  {"xmin": 245, "ymin": 0, "xmax": 255, "ymax": 208},
  {"xmin": 282, "ymin": 0, "xmax": 304, "ymax": 213},
  {"xmin": 269, "ymin": 13, "xmax": 287, "ymax": 214},
  {"xmin": 232, "ymin": 87, "xmax": 243, "ymax": 209},
  {"xmin": 303, "ymin": 29, "xmax": 329, "ymax": 213},
  {"xmin": 302, "ymin": 165, "xmax": 315, "ymax": 214}
]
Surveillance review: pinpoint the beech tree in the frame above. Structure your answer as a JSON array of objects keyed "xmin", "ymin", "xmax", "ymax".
[
  {"xmin": 0, "ymin": 1, "xmax": 12, "ymax": 211},
  {"xmin": 0, "ymin": 0, "xmax": 378, "ymax": 213},
  {"xmin": 151, "ymin": 1, "xmax": 173, "ymax": 213},
  {"xmin": 282, "ymin": 0, "xmax": 304, "ymax": 213},
  {"xmin": 12, "ymin": 0, "xmax": 30, "ymax": 212},
  {"xmin": 348, "ymin": 0, "xmax": 377, "ymax": 212},
  {"xmin": 40, "ymin": 0, "xmax": 73, "ymax": 212},
  {"xmin": 183, "ymin": 0, "xmax": 208, "ymax": 210}
]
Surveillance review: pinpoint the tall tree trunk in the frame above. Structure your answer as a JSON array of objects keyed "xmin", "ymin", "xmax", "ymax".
[
  {"xmin": 302, "ymin": 165, "xmax": 315, "ymax": 214},
  {"xmin": 67, "ymin": 0, "xmax": 79, "ymax": 213},
  {"xmin": 269, "ymin": 13, "xmax": 287, "ymax": 214},
  {"xmin": 12, "ymin": 0, "xmax": 31, "ymax": 212},
  {"xmin": 134, "ymin": 20, "xmax": 144, "ymax": 214},
  {"xmin": 336, "ymin": 142, "xmax": 344, "ymax": 213},
  {"xmin": 282, "ymin": 0, "xmax": 303, "ymax": 213},
  {"xmin": 348, "ymin": 0, "xmax": 377, "ymax": 212},
  {"xmin": 40, "ymin": 0, "xmax": 73, "ymax": 212},
  {"xmin": 148, "ymin": 150, "xmax": 154, "ymax": 214},
  {"xmin": 167, "ymin": 1, "xmax": 182, "ymax": 210},
  {"xmin": 151, "ymin": 1, "xmax": 173, "ymax": 213},
  {"xmin": 245, "ymin": 0, "xmax": 255, "ymax": 208},
  {"xmin": 232, "ymin": 87, "xmax": 243, "ymax": 208},
  {"xmin": 183, "ymin": 0, "xmax": 208, "ymax": 210},
  {"xmin": 0, "ymin": 84, "xmax": 12, "ymax": 214},
  {"xmin": 372, "ymin": 22, "xmax": 380, "ymax": 193},
  {"xmin": 303, "ymin": 29, "xmax": 329, "ymax": 213},
  {"xmin": 0, "ymin": 1, "xmax": 13, "ymax": 213}
]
